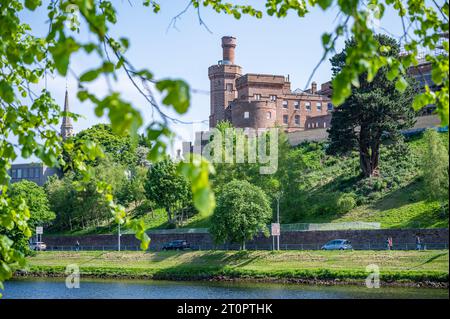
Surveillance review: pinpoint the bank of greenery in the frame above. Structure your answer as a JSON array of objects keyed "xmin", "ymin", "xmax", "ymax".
[
  {"xmin": 45, "ymin": 130, "xmax": 449, "ymax": 235},
  {"xmin": 18, "ymin": 250, "xmax": 449, "ymax": 286}
]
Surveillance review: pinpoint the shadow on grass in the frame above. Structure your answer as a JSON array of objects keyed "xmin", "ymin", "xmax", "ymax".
[
  {"xmin": 148, "ymin": 250, "xmax": 264, "ymax": 280},
  {"xmin": 408, "ymin": 251, "xmax": 449, "ymax": 270}
]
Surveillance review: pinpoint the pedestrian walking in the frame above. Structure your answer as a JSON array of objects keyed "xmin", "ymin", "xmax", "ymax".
[
  {"xmin": 386, "ymin": 237, "xmax": 390, "ymax": 250},
  {"xmin": 388, "ymin": 237, "xmax": 393, "ymax": 250},
  {"xmin": 416, "ymin": 236, "xmax": 421, "ymax": 250},
  {"xmin": 75, "ymin": 240, "xmax": 80, "ymax": 252}
]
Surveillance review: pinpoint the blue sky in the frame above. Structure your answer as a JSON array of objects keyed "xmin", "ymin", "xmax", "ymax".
[{"xmin": 15, "ymin": 1, "xmax": 410, "ymax": 163}]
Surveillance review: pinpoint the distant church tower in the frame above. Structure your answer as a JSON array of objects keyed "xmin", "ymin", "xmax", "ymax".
[
  {"xmin": 60, "ymin": 89, "xmax": 74, "ymax": 140},
  {"xmin": 208, "ymin": 36, "xmax": 242, "ymax": 127}
]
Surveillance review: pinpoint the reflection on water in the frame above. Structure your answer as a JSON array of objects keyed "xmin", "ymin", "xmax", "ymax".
[{"xmin": 3, "ymin": 278, "xmax": 448, "ymax": 299}]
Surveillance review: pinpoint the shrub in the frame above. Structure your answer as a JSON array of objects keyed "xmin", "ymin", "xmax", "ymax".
[{"xmin": 336, "ymin": 193, "xmax": 357, "ymax": 213}]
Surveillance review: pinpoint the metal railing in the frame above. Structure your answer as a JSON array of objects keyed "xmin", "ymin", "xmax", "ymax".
[
  {"xmin": 280, "ymin": 222, "xmax": 381, "ymax": 231},
  {"xmin": 44, "ymin": 242, "xmax": 448, "ymax": 252}
]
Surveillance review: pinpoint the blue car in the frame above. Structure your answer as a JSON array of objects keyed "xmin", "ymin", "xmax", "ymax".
[{"xmin": 321, "ymin": 239, "xmax": 353, "ymax": 250}]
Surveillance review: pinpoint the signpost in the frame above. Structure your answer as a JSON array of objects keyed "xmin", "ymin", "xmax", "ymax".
[
  {"xmin": 36, "ymin": 226, "xmax": 43, "ymax": 243},
  {"xmin": 271, "ymin": 223, "xmax": 280, "ymax": 250}
]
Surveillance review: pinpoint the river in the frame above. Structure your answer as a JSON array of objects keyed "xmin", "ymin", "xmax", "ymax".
[{"xmin": 2, "ymin": 278, "xmax": 448, "ymax": 299}]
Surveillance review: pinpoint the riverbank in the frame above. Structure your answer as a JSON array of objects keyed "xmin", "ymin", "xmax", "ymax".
[{"xmin": 16, "ymin": 250, "xmax": 449, "ymax": 288}]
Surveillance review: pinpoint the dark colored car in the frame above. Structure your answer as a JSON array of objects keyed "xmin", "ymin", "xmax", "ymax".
[{"xmin": 162, "ymin": 240, "xmax": 190, "ymax": 251}]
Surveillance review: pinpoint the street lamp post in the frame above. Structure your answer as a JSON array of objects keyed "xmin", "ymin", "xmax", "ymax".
[
  {"xmin": 276, "ymin": 196, "xmax": 280, "ymax": 251},
  {"xmin": 276, "ymin": 191, "xmax": 282, "ymax": 251},
  {"xmin": 118, "ymin": 223, "xmax": 121, "ymax": 252}
]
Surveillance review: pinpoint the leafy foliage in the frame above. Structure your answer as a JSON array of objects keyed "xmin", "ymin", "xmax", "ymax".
[
  {"xmin": 420, "ymin": 129, "xmax": 449, "ymax": 202},
  {"xmin": 0, "ymin": 0, "xmax": 447, "ymax": 295},
  {"xmin": 210, "ymin": 180, "xmax": 272, "ymax": 249},
  {"xmin": 327, "ymin": 35, "xmax": 417, "ymax": 177},
  {"xmin": 8, "ymin": 180, "xmax": 55, "ymax": 229},
  {"xmin": 144, "ymin": 159, "xmax": 193, "ymax": 226},
  {"xmin": 63, "ymin": 124, "xmax": 137, "ymax": 168}
]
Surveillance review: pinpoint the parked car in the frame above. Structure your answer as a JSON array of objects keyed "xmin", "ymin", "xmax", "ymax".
[
  {"xmin": 29, "ymin": 241, "xmax": 47, "ymax": 251},
  {"xmin": 162, "ymin": 240, "xmax": 190, "ymax": 251},
  {"xmin": 321, "ymin": 239, "xmax": 353, "ymax": 250}
]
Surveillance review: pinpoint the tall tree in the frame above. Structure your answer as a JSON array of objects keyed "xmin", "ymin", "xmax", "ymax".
[
  {"xmin": 420, "ymin": 129, "xmax": 449, "ymax": 203},
  {"xmin": 63, "ymin": 124, "xmax": 137, "ymax": 168},
  {"xmin": 144, "ymin": 159, "xmax": 192, "ymax": 225},
  {"xmin": 210, "ymin": 180, "xmax": 271, "ymax": 250},
  {"xmin": 327, "ymin": 34, "xmax": 417, "ymax": 177},
  {"xmin": 8, "ymin": 180, "xmax": 55, "ymax": 229},
  {"xmin": 1, "ymin": 180, "xmax": 55, "ymax": 254}
]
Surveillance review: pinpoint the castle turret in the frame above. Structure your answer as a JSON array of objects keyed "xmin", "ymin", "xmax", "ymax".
[
  {"xmin": 208, "ymin": 36, "xmax": 242, "ymax": 127},
  {"xmin": 222, "ymin": 36, "xmax": 237, "ymax": 65},
  {"xmin": 60, "ymin": 89, "xmax": 74, "ymax": 140}
]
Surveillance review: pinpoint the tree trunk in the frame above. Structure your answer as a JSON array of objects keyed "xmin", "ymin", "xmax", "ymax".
[
  {"xmin": 358, "ymin": 129, "xmax": 381, "ymax": 177},
  {"xmin": 166, "ymin": 207, "xmax": 173, "ymax": 224}
]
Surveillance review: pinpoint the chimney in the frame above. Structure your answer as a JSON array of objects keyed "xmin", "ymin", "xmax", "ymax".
[
  {"xmin": 222, "ymin": 36, "xmax": 237, "ymax": 64},
  {"xmin": 311, "ymin": 81, "xmax": 317, "ymax": 94}
]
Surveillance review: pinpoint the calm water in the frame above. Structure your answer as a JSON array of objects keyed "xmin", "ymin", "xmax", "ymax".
[{"xmin": 2, "ymin": 278, "xmax": 448, "ymax": 299}]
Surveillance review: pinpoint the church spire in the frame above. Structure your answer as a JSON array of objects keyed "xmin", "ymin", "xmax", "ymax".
[{"xmin": 60, "ymin": 89, "xmax": 74, "ymax": 140}]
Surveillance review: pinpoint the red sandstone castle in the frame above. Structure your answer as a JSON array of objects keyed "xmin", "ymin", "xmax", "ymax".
[{"xmin": 209, "ymin": 36, "xmax": 333, "ymax": 132}]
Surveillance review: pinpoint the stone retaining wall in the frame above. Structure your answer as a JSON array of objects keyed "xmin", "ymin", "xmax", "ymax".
[{"xmin": 43, "ymin": 228, "xmax": 449, "ymax": 250}]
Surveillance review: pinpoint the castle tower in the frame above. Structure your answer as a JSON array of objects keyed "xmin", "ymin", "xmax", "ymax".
[
  {"xmin": 60, "ymin": 89, "xmax": 74, "ymax": 140},
  {"xmin": 208, "ymin": 36, "xmax": 242, "ymax": 127}
]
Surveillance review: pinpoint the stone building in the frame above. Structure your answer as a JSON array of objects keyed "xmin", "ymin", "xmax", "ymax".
[
  {"xmin": 318, "ymin": 31, "xmax": 449, "ymax": 116},
  {"xmin": 8, "ymin": 89, "xmax": 73, "ymax": 185},
  {"xmin": 209, "ymin": 36, "xmax": 333, "ymax": 132}
]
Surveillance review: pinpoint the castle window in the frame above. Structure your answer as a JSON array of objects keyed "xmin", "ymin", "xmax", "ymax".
[
  {"xmin": 266, "ymin": 112, "xmax": 271, "ymax": 119},
  {"xmin": 283, "ymin": 115, "xmax": 288, "ymax": 124},
  {"xmin": 282, "ymin": 101, "xmax": 288, "ymax": 108},
  {"xmin": 305, "ymin": 102, "xmax": 311, "ymax": 111},
  {"xmin": 35, "ymin": 168, "xmax": 40, "ymax": 177},
  {"xmin": 226, "ymin": 83, "xmax": 233, "ymax": 92},
  {"xmin": 17, "ymin": 169, "xmax": 22, "ymax": 179},
  {"xmin": 254, "ymin": 94, "xmax": 261, "ymax": 100},
  {"xmin": 23, "ymin": 168, "xmax": 28, "ymax": 178},
  {"xmin": 317, "ymin": 102, "xmax": 322, "ymax": 111},
  {"xmin": 327, "ymin": 102, "xmax": 333, "ymax": 111},
  {"xmin": 294, "ymin": 101, "xmax": 300, "ymax": 109},
  {"xmin": 295, "ymin": 115, "xmax": 300, "ymax": 125},
  {"xmin": 244, "ymin": 111, "xmax": 250, "ymax": 119},
  {"xmin": 12, "ymin": 169, "xmax": 16, "ymax": 179},
  {"xmin": 270, "ymin": 95, "xmax": 277, "ymax": 101}
]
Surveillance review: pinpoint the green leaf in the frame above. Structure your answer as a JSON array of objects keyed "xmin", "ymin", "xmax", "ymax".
[
  {"xmin": 386, "ymin": 67, "xmax": 399, "ymax": 81},
  {"xmin": 0, "ymin": 80, "xmax": 15, "ymax": 103},
  {"xmin": 395, "ymin": 76, "xmax": 408, "ymax": 93},
  {"xmin": 25, "ymin": 0, "xmax": 41, "ymax": 11},
  {"xmin": 156, "ymin": 79, "xmax": 190, "ymax": 114},
  {"xmin": 412, "ymin": 92, "xmax": 434, "ymax": 111},
  {"xmin": 317, "ymin": 0, "xmax": 333, "ymax": 10},
  {"xmin": 79, "ymin": 70, "xmax": 100, "ymax": 82}
]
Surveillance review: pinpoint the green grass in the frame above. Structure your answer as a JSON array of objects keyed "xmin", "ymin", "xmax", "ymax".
[
  {"xmin": 330, "ymin": 180, "xmax": 448, "ymax": 228},
  {"xmin": 51, "ymin": 131, "xmax": 448, "ymax": 234},
  {"xmin": 20, "ymin": 250, "xmax": 449, "ymax": 284}
]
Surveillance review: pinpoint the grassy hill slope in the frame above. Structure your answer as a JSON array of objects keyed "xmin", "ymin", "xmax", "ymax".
[{"xmin": 52, "ymin": 131, "xmax": 448, "ymax": 235}]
